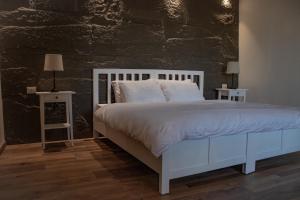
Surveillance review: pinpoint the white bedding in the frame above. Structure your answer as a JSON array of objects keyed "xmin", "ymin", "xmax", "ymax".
[{"xmin": 95, "ymin": 100, "xmax": 300, "ymax": 157}]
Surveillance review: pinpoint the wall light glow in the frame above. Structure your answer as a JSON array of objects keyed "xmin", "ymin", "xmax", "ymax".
[
  {"xmin": 164, "ymin": 0, "xmax": 184, "ymax": 18},
  {"xmin": 222, "ymin": 0, "xmax": 232, "ymax": 8}
]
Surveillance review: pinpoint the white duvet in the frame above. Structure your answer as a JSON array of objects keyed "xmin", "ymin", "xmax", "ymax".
[{"xmin": 95, "ymin": 100, "xmax": 300, "ymax": 157}]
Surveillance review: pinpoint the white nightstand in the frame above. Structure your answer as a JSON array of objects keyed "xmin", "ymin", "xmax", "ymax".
[
  {"xmin": 216, "ymin": 88, "xmax": 248, "ymax": 102},
  {"xmin": 36, "ymin": 91, "xmax": 76, "ymax": 149}
]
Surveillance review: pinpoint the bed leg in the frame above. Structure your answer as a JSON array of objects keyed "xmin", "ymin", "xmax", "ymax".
[
  {"xmin": 242, "ymin": 160, "xmax": 256, "ymax": 174},
  {"xmin": 243, "ymin": 133, "xmax": 256, "ymax": 174},
  {"xmin": 159, "ymin": 173, "xmax": 169, "ymax": 195},
  {"xmin": 159, "ymin": 153, "xmax": 170, "ymax": 195}
]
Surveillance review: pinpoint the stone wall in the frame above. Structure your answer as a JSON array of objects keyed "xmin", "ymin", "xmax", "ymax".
[{"xmin": 0, "ymin": 0, "xmax": 238, "ymax": 144}]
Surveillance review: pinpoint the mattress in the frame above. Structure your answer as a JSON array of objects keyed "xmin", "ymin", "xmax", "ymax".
[{"xmin": 94, "ymin": 100, "xmax": 300, "ymax": 157}]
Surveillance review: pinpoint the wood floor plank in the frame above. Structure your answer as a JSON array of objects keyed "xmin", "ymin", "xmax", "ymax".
[{"xmin": 0, "ymin": 139, "xmax": 300, "ymax": 200}]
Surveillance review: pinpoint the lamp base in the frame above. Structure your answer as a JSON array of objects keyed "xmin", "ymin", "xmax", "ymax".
[{"xmin": 229, "ymin": 85, "xmax": 238, "ymax": 89}]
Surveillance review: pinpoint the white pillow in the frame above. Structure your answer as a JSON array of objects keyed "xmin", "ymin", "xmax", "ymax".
[
  {"xmin": 159, "ymin": 80, "xmax": 205, "ymax": 102},
  {"xmin": 112, "ymin": 81, "xmax": 123, "ymax": 103},
  {"xmin": 118, "ymin": 80, "xmax": 166, "ymax": 103}
]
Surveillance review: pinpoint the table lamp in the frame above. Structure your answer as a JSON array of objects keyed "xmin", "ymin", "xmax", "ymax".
[{"xmin": 44, "ymin": 54, "xmax": 64, "ymax": 92}]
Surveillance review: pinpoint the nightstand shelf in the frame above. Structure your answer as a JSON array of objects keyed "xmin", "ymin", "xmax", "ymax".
[
  {"xmin": 43, "ymin": 140, "xmax": 72, "ymax": 144},
  {"xmin": 36, "ymin": 91, "xmax": 75, "ymax": 149},
  {"xmin": 44, "ymin": 123, "xmax": 71, "ymax": 130}
]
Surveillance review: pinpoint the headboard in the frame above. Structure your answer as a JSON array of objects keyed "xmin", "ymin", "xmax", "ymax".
[{"xmin": 93, "ymin": 69, "xmax": 204, "ymax": 111}]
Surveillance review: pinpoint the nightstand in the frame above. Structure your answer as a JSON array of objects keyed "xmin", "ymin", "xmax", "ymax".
[
  {"xmin": 36, "ymin": 91, "xmax": 76, "ymax": 149},
  {"xmin": 216, "ymin": 88, "xmax": 248, "ymax": 102}
]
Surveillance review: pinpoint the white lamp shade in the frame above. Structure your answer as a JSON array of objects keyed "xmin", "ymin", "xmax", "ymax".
[
  {"xmin": 226, "ymin": 61, "xmax": 240, "ymax": 74},
  {"xmin": 44, "ymin": 54, "xmax": 64, "ymax": 71}
]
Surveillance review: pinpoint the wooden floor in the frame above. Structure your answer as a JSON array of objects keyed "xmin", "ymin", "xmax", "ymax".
[{"xmin": 1, "ymin": 139, "xmax": 300, "ymax": 200}]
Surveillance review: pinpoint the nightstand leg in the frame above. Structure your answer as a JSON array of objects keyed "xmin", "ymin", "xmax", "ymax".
[
  {"xmin": 41, "ymin": 130, "xmax": 46, "ymax": 149},
  {"xmin": 40, "ymin": 97, "xmax": 46, "ymax": 149},
  {"xmin": 70, "ymin": 128, "xmax": 74, "ymax": 146},
  {"xmin": 67, "ymin": 128, "xmax": 71, "ymax": 141},
  {"xmin": 68, "ymin": 95, "xmax": 74, "ymax": 146},
  {"xmin": 218, "ymin": 91, "xmax": 222, "ymax": 100},
  {"xmin": 66, "ymin": 101, "xmax": 71, "ymax": 144}
]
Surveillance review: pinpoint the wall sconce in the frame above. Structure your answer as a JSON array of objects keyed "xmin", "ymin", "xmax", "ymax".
[{"xmin": 221, "ymin": 0, "xmax": 232, "ymax": 8}]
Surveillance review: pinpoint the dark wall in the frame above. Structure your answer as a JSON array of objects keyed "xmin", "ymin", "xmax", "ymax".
[{"xmin": 0, "ymin": 0, "xmax": 239, "ymax": 144}]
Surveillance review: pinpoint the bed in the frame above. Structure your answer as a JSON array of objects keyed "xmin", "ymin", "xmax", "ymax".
[{"xmin": 93, "ymin": 68, "xmax": 300, "ymax": 195}]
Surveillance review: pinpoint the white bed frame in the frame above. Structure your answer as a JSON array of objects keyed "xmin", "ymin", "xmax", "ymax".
[{"xmin": 93, "ymin": 68, "xmax": 300, "ymax": 195}]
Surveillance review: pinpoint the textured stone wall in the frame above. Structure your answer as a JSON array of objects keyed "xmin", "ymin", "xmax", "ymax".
[{"xmin": 0, "ymin": 0, "xmax": 239, "ymax": 144}]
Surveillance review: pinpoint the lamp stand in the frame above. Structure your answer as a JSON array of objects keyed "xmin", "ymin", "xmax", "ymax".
[
  {"xmin": 231, "ymin": 74, "xmax": 234, "ymax": 89},
  {"xmin": 51, "ymin": 71, "xmax": 58, "ymax": 92},
  {"xmin": 231, "ymin": 74, "xmax": 237, "ymax": 89}
]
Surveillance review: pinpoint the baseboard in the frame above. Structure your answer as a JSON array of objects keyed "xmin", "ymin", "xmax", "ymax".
[{"xmin": 0, "ymin": 142, "xmax": 6, "ymax": 155}]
